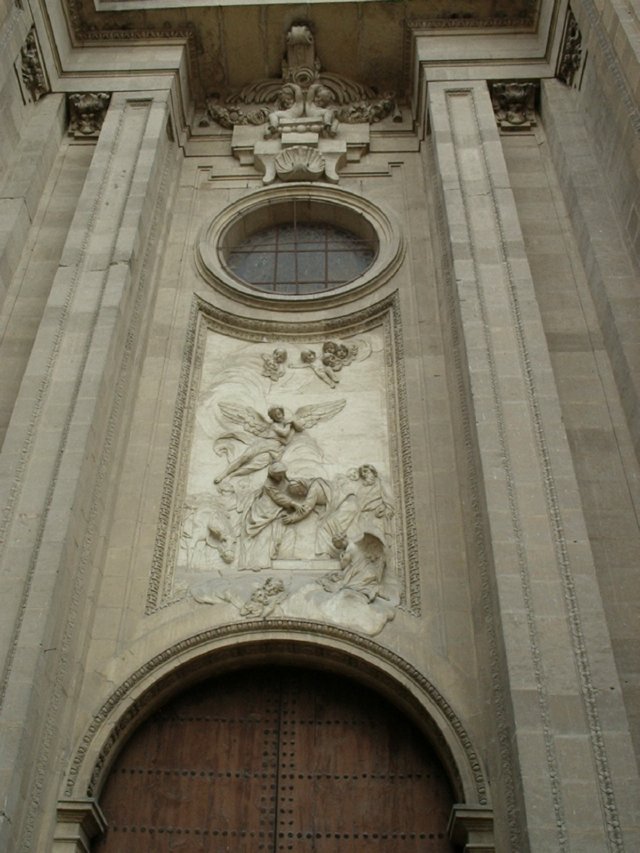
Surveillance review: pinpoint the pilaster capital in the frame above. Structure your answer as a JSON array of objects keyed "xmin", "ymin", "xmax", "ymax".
[
  {"xmin": 448, "ymin": 804, "xmax": 495, "ymax": 852},
  {"xmin": 54, "ymin": 799, "xmax": 106, "ymax": 853}
]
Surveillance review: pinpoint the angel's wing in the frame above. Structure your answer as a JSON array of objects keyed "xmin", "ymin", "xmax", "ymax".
[
  {"xmin": 218, "ymin": 402, "xmax": 272, "ymax": 437},
  {"xmin": 351, "ymin": 337, "xmax": 372, "ymax": 363},
  {"xmin": 293, "ymin": 399, "xmax": 346, "ymax": 429}
]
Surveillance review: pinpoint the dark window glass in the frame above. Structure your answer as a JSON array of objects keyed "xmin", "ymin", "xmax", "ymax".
[{"xmin": 227, "ymin": 222, "xmax": 376, "ymax": 294}]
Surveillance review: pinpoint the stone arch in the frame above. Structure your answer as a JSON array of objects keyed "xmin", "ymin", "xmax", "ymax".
[{"xmin": 57, "ymin": 623, "xmax": 494, "ymax": 850}]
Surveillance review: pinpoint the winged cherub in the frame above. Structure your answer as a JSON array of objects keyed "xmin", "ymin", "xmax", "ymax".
[{"xmin": 213, "ymin": 400, "xmax": 346, "ymax": 484}]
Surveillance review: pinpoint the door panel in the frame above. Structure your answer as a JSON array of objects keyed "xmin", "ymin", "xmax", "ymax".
[{"xmin": 93, "ymin": 667, "xmax": 456, "ymax": 852}]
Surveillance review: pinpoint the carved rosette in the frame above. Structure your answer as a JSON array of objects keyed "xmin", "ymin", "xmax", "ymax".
[
  {"xmin": 490, "ymin": 81, "xmax": 538, "ymax": 131},
  {"xmin": 558, "ymin": 8, "xmax": 583, "ymax": 87},
  {"xmin": 20, "ymin": 27, "xmax": 49, "ymax": 102},
  {"xmin": 67, "ymin": 93, "xmax": 112, "ymax": 138}
]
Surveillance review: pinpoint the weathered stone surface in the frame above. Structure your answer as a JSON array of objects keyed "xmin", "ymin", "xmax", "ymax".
[{"xmin": 0, "ymin": 3, "xmax": 639, "ymax": 851}]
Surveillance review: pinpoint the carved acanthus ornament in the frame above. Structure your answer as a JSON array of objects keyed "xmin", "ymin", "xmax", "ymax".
[
  {"xmin": 20, "ymin": 27, "xmax": 49, "ymax": 102},
  {"xmin": 558, "ymin": 8, "xmax": 583, "ymax": 87},
  {"xmin": 67, "ymin": 93, "xmax": 111, "ymax": 138},
  {"xmin": 206, "ymin": 23, "xmax": 397, "ymax": 183},
  {"xmin": 490, "ymin": 81, "xmax": 538, "ymax": 131}
]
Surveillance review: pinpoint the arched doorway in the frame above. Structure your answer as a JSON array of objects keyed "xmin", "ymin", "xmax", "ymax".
[{"xmin": 92, "ymin": 665, "xmax": 458, "ymax": 851}]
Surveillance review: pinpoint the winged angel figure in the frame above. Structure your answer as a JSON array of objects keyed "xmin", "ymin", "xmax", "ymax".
[{"xmin": 213, "ymin": 400, "xmax": 346, "ymax": 484}]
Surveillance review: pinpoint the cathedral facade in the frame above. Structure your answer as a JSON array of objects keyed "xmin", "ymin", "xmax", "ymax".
[{"xmin": 0, "ymin": 0, "xmax": 639, "ymax": 850}]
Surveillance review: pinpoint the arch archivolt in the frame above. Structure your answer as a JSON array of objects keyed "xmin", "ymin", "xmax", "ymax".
[{"xmin": 62, "ymin": 621, "xmax": 490, "ymax": 814}]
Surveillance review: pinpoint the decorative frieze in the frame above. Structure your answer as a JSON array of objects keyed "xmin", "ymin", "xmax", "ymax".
[
  {"xmin": 490, "ymin": 81, "xmax": 538, "ymax": 131},
  {"xmin": 20, "ymin": 26, "xmax": 49, "ymax": 103},
  {"xmin": 557, "ymin": 7, "xmax": 583, "ymax": 87},
  {"xmin": 67, "ymin": 93, "xmax": 111, "ymax": 138}
]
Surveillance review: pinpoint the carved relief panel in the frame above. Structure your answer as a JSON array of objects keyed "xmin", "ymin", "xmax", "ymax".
[
  {"xmin": 204, "ymin": 23, "xmax": 399, "ymax": 183},
  {"xmin": 149, "ymin": 297, "xmax": 418, "ymax": 636}
]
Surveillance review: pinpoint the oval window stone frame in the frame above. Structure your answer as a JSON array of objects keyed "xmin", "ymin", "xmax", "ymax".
[{"xmin": 196, "ymin": 183, "xmax": 405, "ymax": 308}]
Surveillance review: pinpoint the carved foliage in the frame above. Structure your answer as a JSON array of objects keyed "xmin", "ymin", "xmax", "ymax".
[
  {"xmin": 490, "ymin": 81, "xmax": 538, "ymax": 131},
  {"xmin": 206, "ymin": 23, "xmax": 395, "ymax": 133},
  {"xmin": 68, "ymin": 93, "xmax": 112, "ymax": 138},
  {"xmin": 20, "ymin": 26, "xmax": 49, "ymax": 102},
  {"xmin": 558, "ymin": 8, "xmax": 583, "ymax": 87}
]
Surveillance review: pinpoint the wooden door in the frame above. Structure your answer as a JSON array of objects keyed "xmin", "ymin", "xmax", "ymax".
[{"xmin": 93, "ymin": 667, "xmax": 457, "ymax": 852}]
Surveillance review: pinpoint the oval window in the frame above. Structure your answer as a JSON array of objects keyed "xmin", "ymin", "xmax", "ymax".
[
  {"xmin": 196, "ymin": 186, "xmax": 403, "ymax": 306},
  {"xmin": 226, "ymin": 220, "xmax": 376, "ymax": 295}
]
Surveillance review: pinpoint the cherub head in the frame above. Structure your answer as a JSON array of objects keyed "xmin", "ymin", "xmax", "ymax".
[
  {"xmin": 272, "ymin": 348, "xmax": 287, "ymax": 364},
  {"xmin": 264, "ymin": 577, "xmax": 285, "ymax": 595},
  {"xmin": 358, "ymin": 464, "xmax": 378, "ymax": 485},
  {"xmin": 313, "ymin": 86, "xmax": 334, "ymax": 109},
  {"xmin": 300, "ymin": 349, "xmax": 316, "ymax": 364},
  {"xmin": 322, "ymin": 353, "xmax": 342, "ymax": 370},
  {"xmin": 277, "ymin": 85, "xmax": 296, "ymax": 110},
  {"xmin": 267, "ymin": 405, "xmax": 286, "ymax": 423}
]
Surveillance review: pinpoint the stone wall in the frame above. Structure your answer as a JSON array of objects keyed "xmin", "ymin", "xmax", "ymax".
[
  {"xmin": 503, "ymin": 120, "xmax": 640, "ymax": 764},
  {"xmin": 0, "ymin": 2, "xmax": 639, "ymax": 851}
]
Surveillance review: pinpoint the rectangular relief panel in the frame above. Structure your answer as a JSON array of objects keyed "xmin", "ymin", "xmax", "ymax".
[{"xmin": 148, "ymin": 294, "xmax": 419, "ymax": 635}]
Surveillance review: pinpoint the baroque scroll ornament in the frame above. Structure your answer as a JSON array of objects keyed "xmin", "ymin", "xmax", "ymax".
[{"xmin": 206, "ymin": 23, "xmax": 396, "ymax": 135}]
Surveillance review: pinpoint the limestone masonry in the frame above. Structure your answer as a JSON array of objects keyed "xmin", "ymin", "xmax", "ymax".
[{"xmin": 0, "ymin": 1, "xmax": 639, "ymax": 850}]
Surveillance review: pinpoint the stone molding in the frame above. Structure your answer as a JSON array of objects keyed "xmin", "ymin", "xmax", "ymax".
[
  {"xmin": 62, "ymin": 624, "xmax": 490, "ymax": 809},
  {"xmin": 429, "ymin": 79, "xmax": 630, "ymax": 850},
  {"xmin": 428, "ymin": 135, "xmax": 522, "ymax": 850},
  {"xmin": 53, "ymin": 800, "xmax": 106, "ymax": 853},
  {"xmin": 64, "ymin": 0, "xmax": 200, "ymax": 72},
  {"xmin": 195, "ymin": 183, "xmax": 404, "ymax": 309},
  {"xmin": 447, "ymin": 805, "xmax": 495, "ymax": 852},
  {"xmin": 406, "ymin": 14, "xmax": 536, "ymax": 32},
  {"xmin": 0, "ymin": 94, "xmax": 176, "ymax": 852}
]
